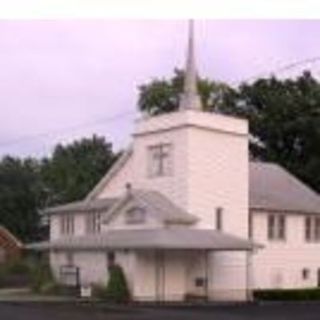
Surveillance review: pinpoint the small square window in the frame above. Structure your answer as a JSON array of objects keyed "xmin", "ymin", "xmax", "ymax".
[{"xmin": 195, "ymin": 277, "xmax": 206, "ymax": 287}]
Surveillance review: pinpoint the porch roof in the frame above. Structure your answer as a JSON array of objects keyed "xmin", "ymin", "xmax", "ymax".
[
  {"xmin": 43, "ymin": 197, "xmax": 117, "ymax": 215},
  {"xmin": 27, "ymin": 228, "xmax": 258, "ymax": 251}
]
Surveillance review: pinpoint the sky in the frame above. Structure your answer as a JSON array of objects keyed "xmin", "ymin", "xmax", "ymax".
[{"xmin": 1, "ymin": 20, "xmax": 320, "ymax": 158}]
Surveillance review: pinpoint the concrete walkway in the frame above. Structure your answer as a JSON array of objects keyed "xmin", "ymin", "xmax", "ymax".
[{"xmin": 0, "ymin": 288, "xmax": 77, "ymax": 302}]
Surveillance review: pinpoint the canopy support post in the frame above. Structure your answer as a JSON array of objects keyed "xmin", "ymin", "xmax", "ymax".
[
  {"xmin": 204, "ymin": 249, "xmax": 209, "ymax": 301},
  {"xmin": 246, "ymin": 250, "xmax": 254, "ymax": 301}
]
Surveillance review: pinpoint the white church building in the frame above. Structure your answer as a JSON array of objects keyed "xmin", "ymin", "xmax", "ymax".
[{"xmin": 30, "ymin": 22, "xmax": 320, "ymax": 302}]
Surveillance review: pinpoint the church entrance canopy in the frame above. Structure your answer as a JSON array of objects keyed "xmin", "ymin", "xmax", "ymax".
[{"xmin": 27, "ymin": 228, "xmax": 258, "ymax": 252}]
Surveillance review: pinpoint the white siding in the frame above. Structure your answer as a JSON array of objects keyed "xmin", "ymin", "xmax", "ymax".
[
  {"xmin": 210, "ymin": 252, "xmax": 248, "ymax": 301},
  {"xmin": 94, "ymin": 110, "xmax": 249, "ymax": 239},
  {"xmin": 50, "ymin": 212, "xmax": 88, "ymax": 239},
  {"xmin": 50, "ymin": 215, "xmax": 60, "ymax": 240},
  {"xmin": 252, "ymin": 210, "xmax": 320, "ymax": 289},
  {"xmin": 103, "ymin": 200, "xmax": 162, "ymax": 231},
  {"xmin": 187, "ymin": 125, "xmax": 249, "ymax": 238},
  {"xmin": 97, "ymin": 154, "xmax": 134, "ymax": 199},
  {"xmin": 50, "ymin": 250, "xmax": 136, "ymax": 294},
  {"xmin": 132, "ymin": 127, "xmax": 189, "ymax": 211},
  {"xmin": 49, "ymin": 110, "xmax": 251, "ymax": 302}
]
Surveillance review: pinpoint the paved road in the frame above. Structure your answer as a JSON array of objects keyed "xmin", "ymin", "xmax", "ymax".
[{"xmin": 1, "ymin": 301, "xmax": 320, "ymax": 320}]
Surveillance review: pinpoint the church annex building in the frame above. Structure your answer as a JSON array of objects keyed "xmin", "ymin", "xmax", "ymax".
[{"xmin": 29, "ymin": 22, "xmax": 320, "ymax": 302}]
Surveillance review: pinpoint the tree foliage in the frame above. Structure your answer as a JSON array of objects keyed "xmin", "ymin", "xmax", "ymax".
[
  {"xmin": 41, "ymin": 135, "xmax": 118, "ymax": 206},
  {"xmin": 137, "ymin": 69, "xmax": 320, "ymax": 193},
  {"xmin": 0, "ymin": 157, "xmax": 42, "ymax": 242},
  {"xmin": 230, "ymin": 72, "xmax": 320, "ymax": 192},
  {"xmin": 138, "ymin": 69, "xmax": 234, "ymax": 115},
  {"xmin": 0, "ymin": 135, "xmax": 118, "ymax": 242}
]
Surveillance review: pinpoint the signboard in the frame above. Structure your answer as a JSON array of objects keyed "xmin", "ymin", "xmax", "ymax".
[{"xmin": 59, "ymin": 265, "xmax": 80, "ymax": 287}]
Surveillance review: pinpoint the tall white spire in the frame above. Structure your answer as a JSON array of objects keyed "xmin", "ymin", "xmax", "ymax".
[{"xmin": 179, "ymin": 20, "xmax": 202, "ymax": 111}]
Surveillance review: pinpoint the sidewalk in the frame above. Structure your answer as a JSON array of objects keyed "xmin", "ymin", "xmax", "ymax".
[{"xmin": 0, "ymin": 288, "xmax": 78, "ymax": 302}]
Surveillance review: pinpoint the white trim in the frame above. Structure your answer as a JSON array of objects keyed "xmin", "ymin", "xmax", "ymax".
[{"xmin": 86, "ymin": 146, "xmax": 133, "ymax": 201}]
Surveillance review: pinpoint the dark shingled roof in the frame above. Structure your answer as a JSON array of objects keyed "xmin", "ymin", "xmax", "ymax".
[
  {"xmin": 44, "ymin": 161, "xmax": 320, "ymax": 217},
  {"xmin": 250, "ymin": 162, "xmax": 320, "ymax": 214}
]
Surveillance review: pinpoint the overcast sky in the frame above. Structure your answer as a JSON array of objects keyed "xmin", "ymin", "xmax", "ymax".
[{"xmin": 1, "ymin": 20, "xmax": 320, "ymax": 158}]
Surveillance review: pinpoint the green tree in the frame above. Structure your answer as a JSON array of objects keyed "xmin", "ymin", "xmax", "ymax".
[
  {"xmin": 138, "ymin": 68, "xmax": 234, "ymax": 115},
  {"xmin": 137, "ymin": 69, "xmax": 320, "ymax": 193},
  {"xmin": 228, "ymin": 71, "xmax": 320, "ymax": 192},
  {"xmin": 105, "ymin": 264, "xmax": 130, "ymax": 303},
  {"xmin": 41, "ymin": 135, "xmax": 118, "ymax": 205},
  {"xmin": 0, "ymin": 156, "xmax": 42, "ymax": 242}
]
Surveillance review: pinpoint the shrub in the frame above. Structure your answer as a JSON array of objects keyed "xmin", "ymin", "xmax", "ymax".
[
  {"xmin": 38, "ymin": 281, "xmax": 62, "ymax": 295},
  {"xmin": 4, "ymin": 259, "xmax": 30, "ymax": 274},
  {"xmin": 254, "ymin": 288, "xmax": 320, "ymax": 301},
  {"xmin": 91, "ymin": 283, "xmax": 108, "ymax": 299},
  {"xmin": 30, "ymin": 260, "xmax": 56, "ymax": 294},
  {"xmin": 0, "ymin": 258, "xmax": 32, "ymax": 288},
  {"xmin": 104, "ymin": 264, "xmax": 130, "ymax": 303}
]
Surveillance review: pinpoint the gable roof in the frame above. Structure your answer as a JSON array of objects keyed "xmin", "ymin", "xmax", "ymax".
[
  {"xmin": 44, "ymin": 189, "xmax": 197, "ymax": 225},
  {"xmin": 44, "ymin": 147, "xmax": 320, "ymax": 217},
  {"xmin": 27, "ymin": 228, "xmax": 258, "ymax": 251},
  {"xmin": 104, "ymin": 189, "xmax": 198, "ymax": 225},
  {"xmin": 0, "ymin": 226, "xmax": 23, "ymax": 248},
  {"xmin": 44, "ymin": 198, "xmax": 117, "ymax": 215},
  {"xmin": 86, "ymin": 147, "xmax": 133, "ymax": 201},
  {"xmin": 250, "ymin": 162, "xmax": 320, "ymax": 214}
]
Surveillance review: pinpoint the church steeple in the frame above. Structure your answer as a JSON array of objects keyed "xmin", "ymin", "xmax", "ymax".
[{"xmin": 179, "ymin": 20, "xmax": 202, "ymax": 111}]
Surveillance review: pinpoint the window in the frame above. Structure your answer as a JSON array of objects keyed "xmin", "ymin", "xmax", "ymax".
[
  {"xmin": 268, "ymin": 215, "xmax": 275, "ymax": 240},
  {"xmin": 60, "ymin": 215, "xmax": 74, "ymax": 235},
  {"xmin": 215, "ymin": 207, "xmax": 223, "ymax": 231},
  {"xmin": 267, "ymin": 214, "xmax": 286, "ymax": 241},
  {"xmin": 305, "ymin": 216, "xmax": 320, "ymax": 242},
  {"xmin": 86, "ymin": 212, "xmax": 101, "ymax": 234},
  {"xmin": 302, "ymin": 268, "xmax": 310, "ymax": 280},
  {"xmin": 107, "ymin": 251, "xmax": 115, "ymax": 267},
  {"xmin": 126, "ymin": 207, "xmax": 145, "ymax": 224},
  {"xmin": 147, "ymin": 143, "xmax": 172, "ymax": 177},
  {"xmin": 315, "ymin": 218, "xmax": 320, "ymax": 241},
  {"xmin": 278, "ymin": 215, "xmax": 286, "ymax": 240},
  {"xmin": 305, "ymin": 217, "xmax": 312, "ymax": 241},
  {"xmin": 195, "ymin": 277, "xmax": 206, "ymax": 287}
]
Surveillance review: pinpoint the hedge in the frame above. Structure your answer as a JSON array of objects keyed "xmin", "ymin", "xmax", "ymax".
[{"xmin": 254, "ymin": 288, "xmax": 320, "ymax": 301}]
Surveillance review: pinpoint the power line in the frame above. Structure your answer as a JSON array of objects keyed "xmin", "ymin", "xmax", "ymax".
[
  {"xmin": 2, "ymin": 55, "xmax": 320, "ymax": 151},
  {"xmin": 0, "ymin": 109, "xmax": 136, "ymax": 149},
  {"xmin": 231, "ymin": 56, "xmax": 320, "ymax": 86}
]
